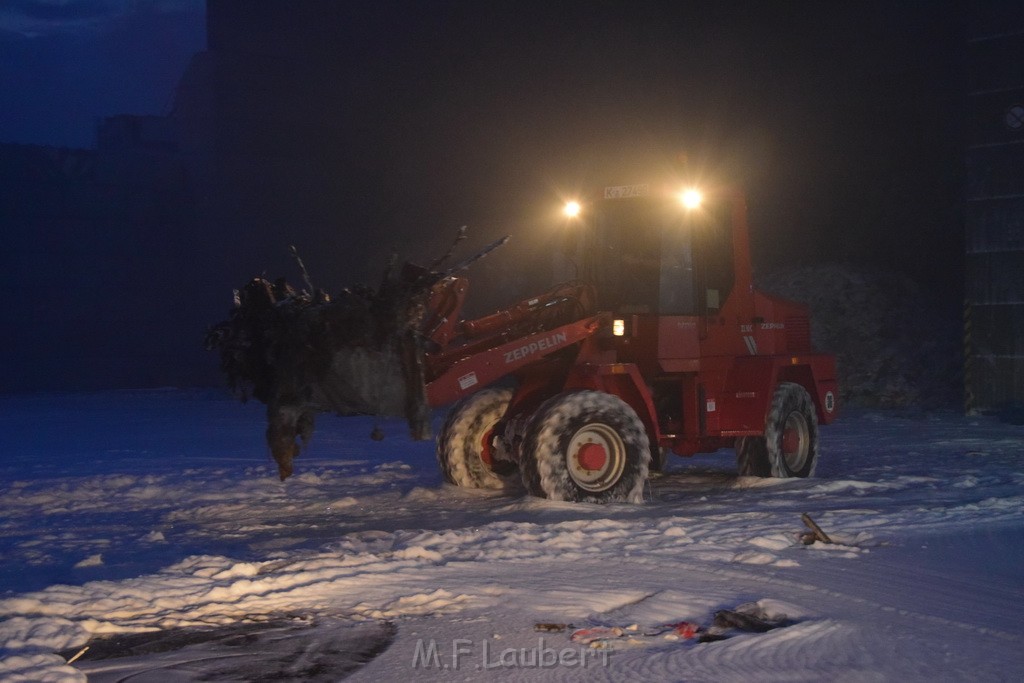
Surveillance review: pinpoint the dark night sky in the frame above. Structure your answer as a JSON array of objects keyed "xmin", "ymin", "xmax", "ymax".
[
  {"xmin": 0, "ymin": 0, "xmax": 970, "ymax": 390},
  {"xmin": 0, "ymin": 0, "xmax": 205, "ymax": 147},
  {"xmin": 193, "ymin": 0, "xmax": 967, "ymax": 296}
]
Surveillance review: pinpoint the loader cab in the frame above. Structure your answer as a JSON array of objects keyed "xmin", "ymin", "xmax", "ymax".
[{"xmin": 575, "ymin": 185, "xmax": 737, "ymax": 320}]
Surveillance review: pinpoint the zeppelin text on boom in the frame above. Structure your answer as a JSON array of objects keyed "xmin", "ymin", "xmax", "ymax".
[{"xmin": 504, "ymin": 332, "xmax": 569, "ymax": 364}]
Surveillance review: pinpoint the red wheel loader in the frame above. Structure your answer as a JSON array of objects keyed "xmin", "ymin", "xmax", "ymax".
[
  {"xmin": 420, "ymin": 182, "xmax": 838, "ymax": 502},
  {"xmin": 209, "ymin": 181, "xmax": 837, "ymax": 502}
]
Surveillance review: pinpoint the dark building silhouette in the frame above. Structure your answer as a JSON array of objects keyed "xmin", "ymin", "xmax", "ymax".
[
  {"xmin": 965, "ymin": 2, "xmax": 1024, "ymax": 412},
  {"xmin": 0, "ymin": 116, "xmax": 202, "ymax": 391},
  {"xmin": 0, "ymin": 2, "xmax": 362, "ymax": 392},
  {"xmin": 0, "ymin": 2, "xmax": 405, "ymax": 392}
]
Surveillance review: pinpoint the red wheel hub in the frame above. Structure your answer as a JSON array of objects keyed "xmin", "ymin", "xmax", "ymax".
[
  {"xmin": 576, "ymin": 442, "xmax": 608, "ymax": 471},
  {"xmin": 480, "ymin": 427, "xmax": 495, "ymax": 465},
  {"xmin": 783, "ymin": 426, "xmax": 800, "ymax": 454}
]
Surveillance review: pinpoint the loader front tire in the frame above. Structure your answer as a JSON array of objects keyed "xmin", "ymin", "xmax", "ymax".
[
  {"xmin": 520, "ymin": 391, "xmax": 650, "ymax": 503},
  {"xmin": 735, "ymin": 436, "xmax": 772, "ymax": 477},
  {"xmin": 764, "ymin": 382, "xmax": 819, "ymax": 478},
  {"xmin": 437, "ymin": 388, "xmax": 513, "ymax": 489}
]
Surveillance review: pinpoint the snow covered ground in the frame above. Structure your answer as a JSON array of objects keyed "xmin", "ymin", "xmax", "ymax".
[{"xmin": 0, "ymin": 390, "xmax": 1022, "ymax": 681}]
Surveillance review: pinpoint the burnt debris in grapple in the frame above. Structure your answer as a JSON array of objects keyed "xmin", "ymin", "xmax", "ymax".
[{"xmin": 205, "ymin": 234, "xmax": 506, "ymax": 480}]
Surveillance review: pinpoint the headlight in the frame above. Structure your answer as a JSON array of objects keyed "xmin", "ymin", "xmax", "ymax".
[
  {"xmin": 563, "ymin": 200, "xmax": 581, "ymax": 218},
  {"xmin": 679, "ymin": 189, "xmax": 702, "ymax": 209},
  {"xmin": 612, "ymin": 319, "xmax": 626, "ymax": 336}
]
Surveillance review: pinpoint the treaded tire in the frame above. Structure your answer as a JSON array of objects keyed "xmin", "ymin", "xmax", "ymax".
[
  {"xmin": 764, "ymin": 382, "xmax": 819, "ymax": 478},
  {"xmin": 437, "ymin": 388, "xmax": 513, "ymax": 489},
  {"xmin": 735, "ymin": 436, "xmax": 772, "ymax": 477},
  {"xmin": 651, "ymin": 446, "xmax": 671, "ymax": 473},
  {"xmin": 520, "ymin": 391, "xmax": 651, "ymax": 503}
]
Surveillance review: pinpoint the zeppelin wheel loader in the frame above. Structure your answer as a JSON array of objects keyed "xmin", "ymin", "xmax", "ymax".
[
  {"xmin": 420, "ymin": 183, "xmax": 838, "ymax": 503},
  {"xmin": 209, "ymin": 181, "xmax": 838, "ymax": 502}
]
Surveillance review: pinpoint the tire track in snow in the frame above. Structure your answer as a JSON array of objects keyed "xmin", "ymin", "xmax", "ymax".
[{"xmin": 603, "ymin": 620, "xmax": 862, "ymax": 683}]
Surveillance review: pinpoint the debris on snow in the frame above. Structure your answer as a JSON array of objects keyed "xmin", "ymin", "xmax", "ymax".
[
  {"xmin": 533, "ymin": 623, "xmax": 568, "ymax": 633},
  {"xmin": 566, "ymin": 602, "xmax": 794, "ymax": 649},
  {"xmin": 800, "ymin": 512, "xmax": 834, "ymax": 545}
]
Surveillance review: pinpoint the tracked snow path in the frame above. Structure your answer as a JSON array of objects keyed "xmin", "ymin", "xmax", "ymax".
[{"xmin": 0, "ymin": 391, "xmax": 1022, "ymax": 680}]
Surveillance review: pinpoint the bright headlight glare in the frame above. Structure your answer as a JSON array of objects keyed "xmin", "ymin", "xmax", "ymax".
[
  {"xmin": 563, "ymin": 200, "xmax": 581, "ymax": 218},
  {"xmin": 680, "ymin": 189, "xmax": 702, "ymax": 209}
]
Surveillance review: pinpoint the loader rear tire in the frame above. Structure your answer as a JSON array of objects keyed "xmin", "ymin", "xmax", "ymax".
[
  {"xmin": 437, "ymin": 388, "xmax": 513, "ymax": 489},
  {"xmin": 520, "ymin": 391, "xmax": 650, "ymax": 503},
  {"xmin": 764, "ymin": 382, "xmax": 819, "ymax": 478}
]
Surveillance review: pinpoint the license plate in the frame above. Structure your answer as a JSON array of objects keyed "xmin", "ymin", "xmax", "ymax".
[{"xmin": 603, "ymin": 184, "xmax": 649, "ymax": 199}]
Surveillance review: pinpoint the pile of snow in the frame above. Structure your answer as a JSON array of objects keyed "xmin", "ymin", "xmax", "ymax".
[{"xmin": 759, "ymin": 264, "xmax": 961, "ymax": 408}]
